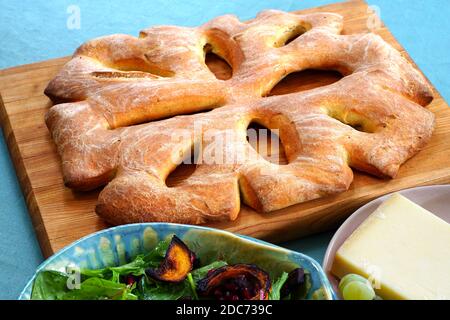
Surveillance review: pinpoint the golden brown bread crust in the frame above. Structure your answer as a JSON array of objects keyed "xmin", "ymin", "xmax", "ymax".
[{"xmin": 44, "ymin": 10, "xmax": 435, "ymax": 225}]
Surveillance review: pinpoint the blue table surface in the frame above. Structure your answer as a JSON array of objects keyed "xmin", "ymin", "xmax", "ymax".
[{"xmin": 0, "ymin": 0, "xmax": 449, "ymax": 299}]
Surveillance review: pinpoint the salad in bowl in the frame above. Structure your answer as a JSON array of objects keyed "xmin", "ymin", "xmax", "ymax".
[{"xmin": 20, "ymin": 223, "xmax": 334, "ymax": 300}]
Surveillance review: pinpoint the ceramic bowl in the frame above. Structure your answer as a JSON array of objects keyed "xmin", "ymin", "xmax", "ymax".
[{"xmin": 20, "ymin": 223, "xmax": 335, "ymax": 300}]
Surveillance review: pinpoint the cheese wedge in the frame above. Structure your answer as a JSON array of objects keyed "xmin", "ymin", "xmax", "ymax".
[{"xmin": 332, "ymin": 193, "xmax": 450, "ymax": 300}]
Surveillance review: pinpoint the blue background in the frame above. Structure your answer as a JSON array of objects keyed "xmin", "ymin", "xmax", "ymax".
[{"xmin": 0, "ymin": 0, "xmax": 449, "ymax": 299}]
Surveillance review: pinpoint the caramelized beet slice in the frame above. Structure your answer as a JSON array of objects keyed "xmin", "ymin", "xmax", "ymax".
[
  {"xmin": 281, "ymin": 268, "xmax": 308, "ymax": 299},
  {"xmin": 197, "ymin": 264, "xmax": 271, "ymax": 300},
  {"xmin": 146, "ymin": 235, "xmax": 195, "ymax": 283}
]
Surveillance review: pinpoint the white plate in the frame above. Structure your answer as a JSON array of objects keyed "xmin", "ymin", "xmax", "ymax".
[{"xmin": 322, "ymin": 184, "xmax": 450, "ymax": 298}]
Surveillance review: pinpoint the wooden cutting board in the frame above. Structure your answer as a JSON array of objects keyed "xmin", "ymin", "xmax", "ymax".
[{"xmin": 1, "ymin": 0, "xmax": 450, "ymax": 258}]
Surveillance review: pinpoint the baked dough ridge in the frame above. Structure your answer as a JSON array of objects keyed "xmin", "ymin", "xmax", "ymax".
[{"xmin": 44, "ymin": 10, "xmax": 435, "ymax": 224}]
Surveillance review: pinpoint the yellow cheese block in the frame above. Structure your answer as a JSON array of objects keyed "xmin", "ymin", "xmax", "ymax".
[{"xmin": 332, "ymin": 193, "xmax": 450, "ymax": 300}]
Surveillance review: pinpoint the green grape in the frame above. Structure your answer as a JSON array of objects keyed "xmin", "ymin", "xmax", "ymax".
[
  {"xmin": 342, "ymin": 281, "xmax": 375, "ymax": 300},
  {"xmin": 338, "ymin": 273, "xmax": 368, "ymax": 293}
]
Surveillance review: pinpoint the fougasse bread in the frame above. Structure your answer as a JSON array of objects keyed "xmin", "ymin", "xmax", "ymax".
[{"xmin": 44, "ymin": 10, "xmax": 435, "ymax": 225}]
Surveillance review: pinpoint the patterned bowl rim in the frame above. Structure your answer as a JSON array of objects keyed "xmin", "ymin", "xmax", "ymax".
[{"xmin": 19, "ymin": 222, "xmax": 335, "ymax": 300}]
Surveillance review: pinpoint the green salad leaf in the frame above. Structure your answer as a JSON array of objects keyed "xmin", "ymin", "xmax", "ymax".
[
  {"xmin": 80, "ymin": 238, "xmax": 171, "ymax": 282},
  {"xmin": 31, "ymin": 239, "xmax": 172, "ymax": 300},
  {"xmin": 31, "ymin": 270, "xmax": 70, "ymax": 300},
  {"xmin": 186, "ymin": 273, "xmax": 199, "ymax": 300},
  {"xmin": 62, "ymin": 278, "xmax": 137, "ymax": 300},
  {"xmin": 142, "ymin": 238, "xmax": 170, "ymax": 265},
  {"xmin": 191, "ymin": 260, "xmax": 228, "ymax": 283},
  {"xmin": 137, "ymin": 276, "xmax": 191, "ymax": 300},
  {"xmin": 268, "ymin": 272, "xmax": 288, "ymax": 300}
]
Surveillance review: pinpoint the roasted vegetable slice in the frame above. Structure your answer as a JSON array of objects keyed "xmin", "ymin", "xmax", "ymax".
[
  {"xmin": 145, "ymin": 235, "xmax": 195, "ymax": 283},
  {"xmin": 197, "ymin": 264, "xmax": 271, "ymax": 300},
  {"xmin": 280, "ymin": 268, "xmax": 311, "ymax": 299}
]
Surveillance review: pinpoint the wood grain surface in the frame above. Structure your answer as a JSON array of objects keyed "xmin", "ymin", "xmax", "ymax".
[{"xmin": 1, "ymin": 0, "xmax": 449, "ymax": 258}]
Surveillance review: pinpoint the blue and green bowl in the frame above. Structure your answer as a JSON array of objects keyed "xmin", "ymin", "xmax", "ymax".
[{"xmin": 19, "ymin": 223, "xmax": 335, "ymax": 300}]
